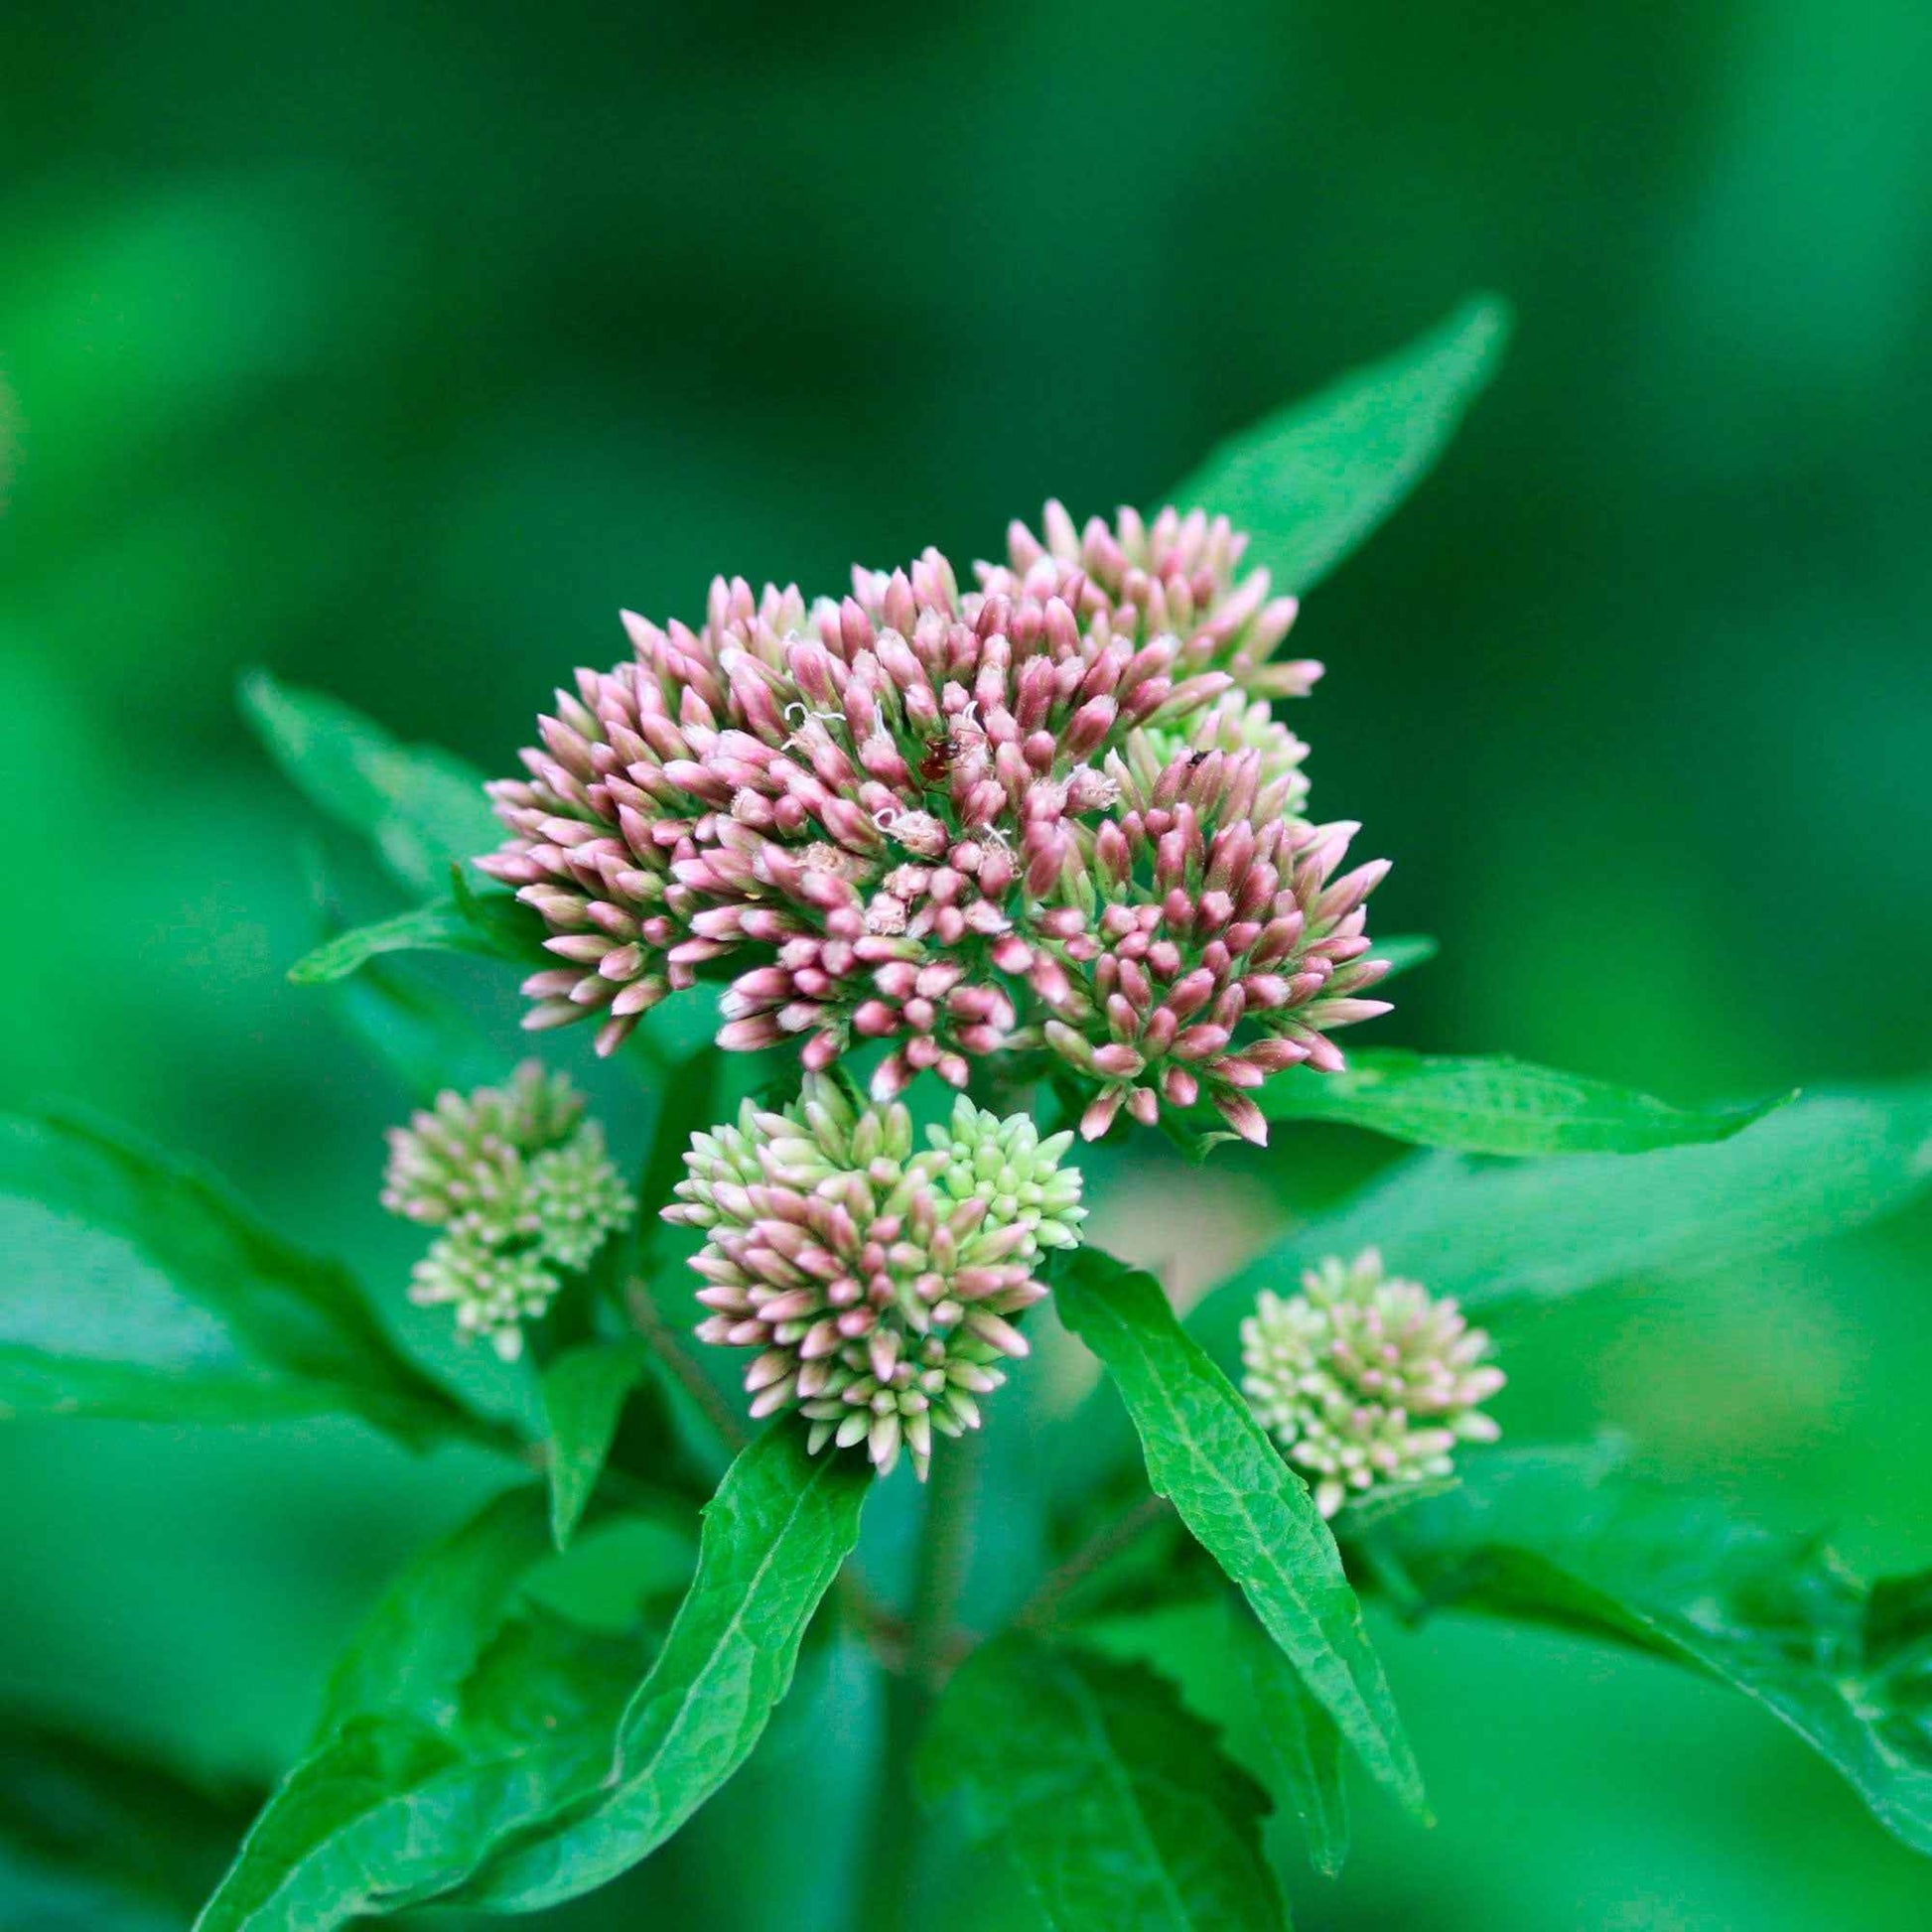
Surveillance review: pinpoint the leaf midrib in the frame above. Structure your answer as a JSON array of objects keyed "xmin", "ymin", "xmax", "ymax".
[
  {"xmin": 1094, "ymin": 1294, "xmax": 1406, "ymax": 1792},
  {"xmin": 1054, "ymin": 1656, "xmax": 1201, "ymax": 1931}
]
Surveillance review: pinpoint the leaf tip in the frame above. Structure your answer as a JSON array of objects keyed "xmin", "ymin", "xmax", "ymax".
[
  {"xmin": 235, "ymin": 663, "xmax": 276, "ymax": 713},
  {"xmin": 1455, "ymin": 290, "xmax": 1515, "ymax": 358}
]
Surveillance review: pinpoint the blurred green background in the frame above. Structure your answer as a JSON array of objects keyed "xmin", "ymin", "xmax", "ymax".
[{"xmin": 3, "ymin": 1, "xmax": 1930, "ymax": 1926}]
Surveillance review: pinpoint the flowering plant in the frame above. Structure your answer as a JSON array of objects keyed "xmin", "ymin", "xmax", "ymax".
[{"xmin": 7, "ymin": 299, "xmax": 1930, "ymax": 1932}]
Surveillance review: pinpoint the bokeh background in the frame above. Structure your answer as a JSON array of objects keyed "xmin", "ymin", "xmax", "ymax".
[{"xmin": 4, "ymin": 2, "xmax": 1931, "ymax": 1927}]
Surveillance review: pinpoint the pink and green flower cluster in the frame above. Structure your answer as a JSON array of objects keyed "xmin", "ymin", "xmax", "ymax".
[
  {"xmin": 1240, "ymin": 1248, "xmax": 1505, "ymax": 1517},
  {"xmin": 381, "ymin": 1062, "xmax": 634, "ymax": 1360},
  {"xmin": 663, "ymin": 1073, "xmax": 1084, "ymax": 1479},
  {"xmin": 481, "ymin": 504, "xmax": 1392, "ymax": 1144}
]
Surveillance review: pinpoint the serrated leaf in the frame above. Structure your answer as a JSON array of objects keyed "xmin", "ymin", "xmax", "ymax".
[
  {"xmin": 1167, "ymin": 296, "xmax": 1510, "ymax": 593},
  {"xmin": 920, "ymin": 1635, "xmax": 1285, "ymax": 1932},
  {"xmin": 1262, "ymin": 1048, "xmax": 1791, "ymax": 1155},
  {"xmin": 1074, "ymin": 1596, "xmax": 1350, "ymax": 1882},
  {"xmin": 449, "ymin": 1423, "xmax": 871, "ymax": 1911},
  {"xmin": 541, "ymin": 1335, "xmax": 653, "ymax": 1549},
  {"xmin": 1, "ymin": 1710, "xmax": 255, "ymax": 1932},
  {"xmin": 197, "ymin": 1487, "xmax": 685, "ymax": 1932},
  {"xmin": 1225, "ymin": 1597, "xmax": 1349, "ymax": 1877},
  {"xmin": 288, "ymin": 886, "xmax": 535, "ymax": 986},
  {"xmin": 0, "ymin": 1111, "xmax": 483, "ymax": 1447},
  {"xmin": 1195, "ymin": 1081, "xmax": 1932, "ymax": 1354},
  {"xmin": 241, "ymin": 670, "xmax": 500, "ymax": 894},
  {"xmin": 1363, "ymin": 1447, "xmax": 1932, "ymax": 1856},
  {"xmin": 1054, "ymin": 1249, "xmax": 1426, "ymax": 1819}
]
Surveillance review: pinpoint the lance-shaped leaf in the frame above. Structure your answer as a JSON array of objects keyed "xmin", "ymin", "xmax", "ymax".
[
  {"xmin": 1260, "ymin": 1049, "xmax": 1791, "ymax": 1156},
  {"xmin": 1364, "ymin": 933, "xmax": 1437, "ymax": 986},
  {"xmin": 920, "ymin": 1635, "xmax": 1285, "ymax": 1932},
  {"xmin": 1054, "ymin": 1249, "xmax": 1426, "ymax": 1819},
  {"xmin": 298, "ymin": 857, "xmax": 508, "ymax": 1099},
  {"xmin": 0, "ymin": 1111, "xmax": 484, "ymax": 1447},
  {"xmin": 197, "ymin": 1614, "xmax": 646, "ymax": 1932},
  {"xmin": 450, "ymin": 1423, "xmax": 871, "ymax": 1911},
  {"xmin": 1226, "ymin": 1596, "xmax": 1350, "ymax": 1877},
  {"xmin": 197, "ymin": 1486, "xmax": 694, "ymax": 1932},
  {"xmin": 288, "ymin": 880, "xmax": 538, "ymax": 987},
  {"xmin": 1167, "ymin": 296, "xmax": 1510, "ymax": 593},
  {"xmin": 320, "ymin": 958, "xmax": 508, "ymax": 1103},
  {"xmin": 1195, "ymin": 1081, "xmax": 1932, "ymax": 1356},
  {"xmin": 540, "ymin": 1335, "xmax": 653, "ymax": 1549},
  {"xmin": 1358, "ymin": 1447, "xmax": 1932, "ymax": 1857},
  {"xmin": 2, "ymin": 1710, "xmax": 257, "ymax": 1932},
  {"xmin": 314, "ymin": 1486, "xmax": 559, "ymax": 1736},
  {"xmin": 241, "ymin": 670, "xmax": 501, "ymax": 894}
]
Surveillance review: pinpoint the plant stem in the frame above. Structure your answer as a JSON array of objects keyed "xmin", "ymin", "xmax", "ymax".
[
  {"xmin": 855, "ymin": 1428, "xmax": 982, "ymax": 1932},
  {"xmin": 1013, "ymin": 1491, "xmax": 1173, "ymax": 1630},
  {"xmin": 624, "ymin": 1276, "xmax": 749, "ymax": 1455}
]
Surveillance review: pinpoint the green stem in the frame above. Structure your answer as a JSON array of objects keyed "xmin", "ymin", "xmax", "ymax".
[
  {"xmin": 625, "ymin": 1276, "xmax": 749, "ymax": 1456},
  {"xmin": 1013, "ymin": 1491, "xmax": 1173, "ymax": 1630},
  {"xmin": 855, "ymin": 1429, "xmax": 982, "ymax": 1932}
]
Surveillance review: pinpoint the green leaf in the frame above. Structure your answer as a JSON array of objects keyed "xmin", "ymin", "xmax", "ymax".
[
  {"xmin": 920, "ymin": 1635, "xmax": 1286, "ymax": 1932},
  {"xmin": 314, "ymin": 1487, "xmax": 557, "ymax": 1737},
  {"xmin": 197, "ymin": 1486, "xmax": 689, "ymax": 1932},
  {"xmin": 1167, "ymin": 296, "xmax": 1510, "ymax": 593},
  {"xmin": 540, "ymin": 1335, "xmax": 653, "ymax": 1549},
  {"xmin": 635, "ymin": 1046, "xmax": 726, "ymax": 1265},
  {"xmin": 1367, "ymin": 933, "xmax": 1437, "ymax": 985},
  {"xmin": 450, "ymin": 1423, "xmax": 871, "ymax": 1911},
  {"xmin": 1196, "ymin": 1080, "xmax": 1932, "ymax": 1352},
  {"xmin": 1261, "ymin": 1049, "xmax": 1791, "ymax": 1156},
  {"xmin": 1075, "ymin": 1596, "xmax": 1351, "ymax": 1882},
  {"xmin": 287, "ymin": 885, "xmax": 535, "ymax": 986},
  {"xmin": 1054, "ymin": 1249, "xmax": 1426, "ymax": 1819},
  {"xmin": 1226, "ymin": 1597, "xmax": 1349, "ymax": 1877},
  {"xmin": 241, "ymin": 670, "xmax": 501, "ymax": 894},
  {"xmin": 1363, "ymin": 1447, "xmax": 1932, "ymax": 1857},
  {"xmin": 1, "ymin": 1709, "xmax": 255, "ymax": 1932},
  {"xmin": 0, "ymin": 1111, "xmax": 483, "ymax": 1448},
  {"xmin": 320, "ymin": 958, "xmax": 508, "ymax": 1102},
  {"xmin": 299, "ymin": 851, "xmax": 509, "ymax": 1099},
  {"xmin": 197, "ymin": 1615, "xmax": 644, "ymax": 1932}
]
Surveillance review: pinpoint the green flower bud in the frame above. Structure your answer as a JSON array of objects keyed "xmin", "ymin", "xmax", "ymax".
[
  {"xmin": 1240, "ymin": 1247, "xmax": 1504, "ymax": 1518},
  {"xmin": 382, "ymin": 1062, "xmax": 633, "ymax": 1360},
  {"xmin": 667, "ymin": 1074, "xmax": 1086, "ymax": 1479}
]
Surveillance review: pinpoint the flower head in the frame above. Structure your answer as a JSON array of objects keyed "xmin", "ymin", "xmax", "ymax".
[
  {"xmin": 665, "ymin": 1073, "xmax": 1084, "ymax": 1478},
  {"xmin": 1240, "ymin": 1248, "xmax": 1504, "ymax": 1517},
  {"xmin": 381, "ymin": 1062, "xmax": 634, "ymax": 1359},
  {"xmin": 480, "ymin": 504, "xmax": 1391, "ymax": 1139}
]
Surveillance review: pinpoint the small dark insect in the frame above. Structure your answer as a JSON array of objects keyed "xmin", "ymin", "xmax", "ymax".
[{"xmin": 918, "ymin": 734, "xmax": 961, "ymax": 784}]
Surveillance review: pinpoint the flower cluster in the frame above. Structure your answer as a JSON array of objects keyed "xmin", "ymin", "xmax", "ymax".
[
  {"xmin": 481, "ymin": 502, "xmax": 1392, "ymax": 1143},
  {"xmin": 1240, "ymin": 1248, "xmax": 1504, "ymax": 1517},
  {"xmin": 663, "ymin": 1074, "xmax": 1084, "ymax": 1478},
  {"xmin": 381, "ymin": 1062, "xmax": 634, "ymax": 1359}
]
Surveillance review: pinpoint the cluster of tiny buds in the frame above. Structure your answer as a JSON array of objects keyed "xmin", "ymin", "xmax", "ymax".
[
  {"xmin": 479, "ymin": 501, "xmax": 1392, "ymax": 1144},
  {"xmin": 1240, "ymin": 1247, "xmax": 1505, "ymax": 1517},
  {"xmin": 380, "ymin": 1062, "xmax": 634, "ymax": 1360},
  {"xmin": 663, "ymin": 1073, "xmax": 1085, "ymax": 1479}
]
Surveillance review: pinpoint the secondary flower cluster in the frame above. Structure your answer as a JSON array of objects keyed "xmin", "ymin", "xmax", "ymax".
[
  {"xmin": 381, "ymin": 1062, "xmax": 634, "ymax": 1360},
  {"xmin": 481, "ymin": 503, "xmax": 1393, "ymax": 1144},
  {"xmin": 663, "ymin": 1074, "xmax": 1085, "ymax": 1479},
  {"xmin": 1240, "ymin": 1248, "xmax": 1504, "ymax": 1516}
]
